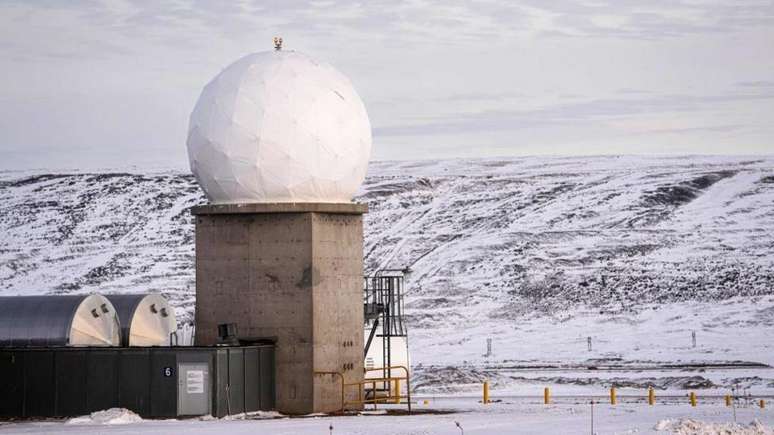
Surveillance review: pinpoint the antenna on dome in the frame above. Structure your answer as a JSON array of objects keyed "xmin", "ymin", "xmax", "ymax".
[{"xmin": 273, "ymin": 36, "xmax": 283, "ymax": 51}]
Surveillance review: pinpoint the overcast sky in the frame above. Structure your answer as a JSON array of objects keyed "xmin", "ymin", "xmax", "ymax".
[{"xmin": 1, "ymin": 0, "xmax": 772, "ymax": 170}]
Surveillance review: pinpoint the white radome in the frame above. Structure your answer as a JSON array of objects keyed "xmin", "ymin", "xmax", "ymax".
[{"xmin": 186, "ymin": 50, "xmax": 372, "ymax": 204}]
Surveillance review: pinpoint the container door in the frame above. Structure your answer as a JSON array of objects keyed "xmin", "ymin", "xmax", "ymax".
[{"xmin": 177, "ymin": 362, "xmax": 210, "ymax": 416}]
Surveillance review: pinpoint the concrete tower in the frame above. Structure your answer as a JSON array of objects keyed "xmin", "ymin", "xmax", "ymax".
[{"xmin": 187, "ymin": 49, "xmax": 371, "ymax": 414}]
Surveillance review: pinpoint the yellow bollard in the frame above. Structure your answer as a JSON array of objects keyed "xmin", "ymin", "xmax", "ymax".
[
  {"xmin": 394, "ymin": 379, "xmax": 401, "ymax": 404},
  {"xmin": 648, "ymin": 388, "xmax": 655, "ymax": 405},
  {"xmin": 760, "ymin": 399, "xmax": 766, "ymax": 409},
  {"xmin": 725, "ymin": 395, "xmax": 732, "ymax": 407},
  {"xmin": 544, "ymin": 387, "xmax": 551, "ymax": 405},
  {"xmin": 610, "ymin": 387, "xmax": 617, "ymax": 405},
  {"xmin": 483, "ymin": 381, "xmax": 490, "ymax": 404},
  {"xmin": 423, "ymin": 400, "xmax": 429, "ymax": 406},
  {"xmin": 690, "ymin": 392, "xmax": 697, "ymax": 407}
]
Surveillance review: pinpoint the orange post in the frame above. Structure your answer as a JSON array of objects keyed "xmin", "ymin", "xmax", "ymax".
[{"xmin": 648, "ymin": 388, "xmax": 655, "ymax": 405}]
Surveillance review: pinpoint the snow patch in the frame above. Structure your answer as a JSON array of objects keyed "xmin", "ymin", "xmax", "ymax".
[
  {"xmin": 66, "ymin": 408, "xmax": 143, "ymax": 425},
  {"xmin": 654, "ymin": 418, "xmax": 773, "ymax": 434},
  {"xmin": 220, "ymin": 410, "xmax": 284, "ymax": 420}
]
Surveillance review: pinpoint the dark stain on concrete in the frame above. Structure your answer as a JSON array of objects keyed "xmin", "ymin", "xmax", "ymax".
[{"xmin": 296, "ymin": 266, "xmax": 321, "ymax": 288}]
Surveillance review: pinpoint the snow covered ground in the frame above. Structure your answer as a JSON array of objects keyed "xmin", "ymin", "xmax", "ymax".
[
  {"xmin": 412, "ymin": 296, "xmax": 774, "ymax": 396},
  {"xmin": 1, "ymin": 400, "xmax": 772, "ymax": 434},
  {"xmin": 1, "ymin": 155, "xmax": 773, "ymax": 396}
]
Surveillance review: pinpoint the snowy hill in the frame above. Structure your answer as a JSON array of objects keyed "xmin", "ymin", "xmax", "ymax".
[
  {"xmin": 363, "ymin": 156, "xmax": 774, "ymax": 317},
  {"xmin": 2, "ymin": 156, "xmax": 774, "ymax": 387}
]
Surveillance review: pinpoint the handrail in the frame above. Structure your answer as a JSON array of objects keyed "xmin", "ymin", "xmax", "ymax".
[
  {"xmin": 313, "ymin": 371, "xmax": 345, "ymax": 413},
  {"xmin": 365, "ymin": 365, "xmax": 411, "ymax": 396},
  {"xmin": 314, "ymin": 366, "xmax": 412, "ymax": 414},
  {"xmin": 361, "ymin": 365, "xmax": 411, "ymax": 413}
]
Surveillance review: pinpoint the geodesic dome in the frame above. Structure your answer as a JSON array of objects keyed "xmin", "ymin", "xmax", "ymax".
[{"xmin": 186, "ymin": 50, "xmax": 372, "ymax": 204}]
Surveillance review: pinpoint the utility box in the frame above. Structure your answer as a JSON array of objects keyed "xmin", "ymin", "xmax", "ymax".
[{"xmin": 0, "ymin": 345, "xmax": 275, "ymax": 419}]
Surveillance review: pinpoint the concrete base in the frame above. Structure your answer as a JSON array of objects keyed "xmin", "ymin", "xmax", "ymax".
[{"xmin": 191, "ymin": 203, "xmax": 366, "ymax": 415}]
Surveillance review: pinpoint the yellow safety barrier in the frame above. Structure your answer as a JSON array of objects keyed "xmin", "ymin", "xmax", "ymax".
[
  {"xmin": 357, "ymin": 366, "xmax": 412, "ymax": 411},
  {"xmin": 610, "ymin": 387, "xmax": 617, "ymax": 405},
  {"xmin": 544, "ymin": 387, "xmax": 551, "ymax": 405},
  {"xmin": 648, "ymin": 388, "xmax": 655, "ymax": 405},
  {"xmin": 314, "ymin": 365, "xmax": 412, "ymax": 414},
  {"xmin": 483, "ymin": 381, "xmax": 490, "ymax": 404},
  {"xmin": 689, "ymin": 392, "xmax": 697, "ymax": 407}
]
